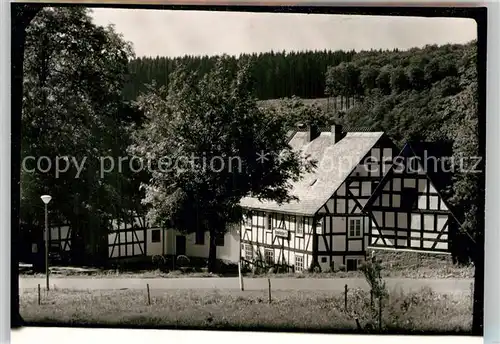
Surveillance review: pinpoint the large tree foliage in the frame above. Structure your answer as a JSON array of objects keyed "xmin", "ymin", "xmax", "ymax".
[
  {"xmin": 264, "ymin": 96, "xmax": 337, "ymax": 129},
  {"xmin": 130, "ymin": 57, "xmax": 313, "ymax": 271},
  {"xmin": 21, "ymin": 7, "xmax": 138, "ymax": 264}
]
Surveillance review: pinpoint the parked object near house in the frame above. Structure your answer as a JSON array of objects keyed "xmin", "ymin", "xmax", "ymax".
[{"xmin": 239, "ymin": 125, "xmax": 397, "ymax": 272}]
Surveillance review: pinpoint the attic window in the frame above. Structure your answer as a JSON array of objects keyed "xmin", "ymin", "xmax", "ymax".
[
  {"xmin": 310, "ymin": 179, "xmax": 318, "ymax": 186},
  {"xmin": 401, "ymin": 187, "xmax": 419, "ymax": 211}
]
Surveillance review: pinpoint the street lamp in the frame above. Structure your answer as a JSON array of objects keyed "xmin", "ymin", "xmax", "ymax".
[{"xmin": 40, "ymin": 195, "xmax": 52, "ymax": 291}]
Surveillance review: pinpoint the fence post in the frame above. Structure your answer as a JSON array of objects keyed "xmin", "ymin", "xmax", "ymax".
[
  {"xmin": 146, "ymin": 283, "xmax": 151, "ymax": 305},
  {"xmin": 378, "ymin": 296, "xmax": 382, "ymax": 332},
  {"xmin": 268, "ymin": 278, "xmax": 272, "ymax": 303},
  {"xmin": 344, "ymin": 284, "xmax": 348, "ymax": 311},
  {"xmin": 38, "ymin": 284, "xmax": 41, "ymax": 305},
  {"xmin": 238, "ymin": 261, "xmax": 244, "ymax": 291},
  {"xmin": 470, "ymin": 282, "xmax": 474, "ymax": 309}
]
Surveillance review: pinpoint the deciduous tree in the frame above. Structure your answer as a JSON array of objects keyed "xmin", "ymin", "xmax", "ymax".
[
  {"xmin": 130, "ymin": 57, "xmax": 314, "ymax": 272},
  {"xmin": 21, "ymin": 7, "xmax": 137, "ymax": 265}
]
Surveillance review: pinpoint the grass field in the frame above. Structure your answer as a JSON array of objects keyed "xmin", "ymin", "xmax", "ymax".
[{"xmin": 20, "ymin": 286, "xmax": 472, "ymax": 334}]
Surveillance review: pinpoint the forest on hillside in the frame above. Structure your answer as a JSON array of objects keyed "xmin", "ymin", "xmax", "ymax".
[
  {"xmin": 123, "ymin": 50, "xmax": 355, "ymax": 101},
  {"xmin": 126, "ymin": 41, "xmax": 477, "ymax": 151},
  {"xmin": 123, "ymin": 43, "xmax": 472, "ymax": 105}
]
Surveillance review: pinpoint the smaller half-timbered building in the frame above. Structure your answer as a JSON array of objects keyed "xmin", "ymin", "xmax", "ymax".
[
  {"xmin": 363, "ymin": 142, "xmax": 461, "ymax": 255},
  {"xmin": 239, "ymin": 125, "xmax": 397, "ymax": 272},
  {"xmin": 107, "ymin": 217, "xmax": 240, "ymax": 263}
]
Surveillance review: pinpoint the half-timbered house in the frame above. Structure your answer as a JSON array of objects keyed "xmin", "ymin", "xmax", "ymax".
[
  {"xmin": 362, "ymin": 142, "xmax": 461, "ymax": 255},
  {"xmin": 107, "ymin": 216, "xmax": 239, "ymax": 263},
  {"xmin": 239, "ymin": 125, "xmax": 397, "ymax": 272}
]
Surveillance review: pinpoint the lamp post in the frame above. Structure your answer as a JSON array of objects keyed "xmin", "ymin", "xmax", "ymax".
[{"xmin": 40, "ymin": 195, "xmax": 52, "ymax": 291}]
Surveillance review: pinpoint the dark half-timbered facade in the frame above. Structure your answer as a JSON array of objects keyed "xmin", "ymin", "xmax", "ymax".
[
  {"xmin": 107, "ymin": 215, "xmax": 149, "ymax": 259},
  {"xmin": 19, "ymin": 222, "xmax": 72, "ymax": 265},
  {"xmin": 240, "ymin": 125, "xmax": 397, "ymax": 272},
  {"xmin": 363, "ymin": 142, "xmax": 460, "ymax": 254}
]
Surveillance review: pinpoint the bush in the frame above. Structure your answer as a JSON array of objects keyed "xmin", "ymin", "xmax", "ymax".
[
  {"xmin": 251, "ymin": 258, "xmax": 266, "ymax": 275},
  {"xmin": 360, "ymin": 256, "xmax": 388, "ymax": 300},
  {"xmin": 308, "ymin": 262, "xmax": 322, "ymax": 273}
]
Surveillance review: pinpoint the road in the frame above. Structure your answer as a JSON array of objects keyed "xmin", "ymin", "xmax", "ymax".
[{"xmin": 19, "ymin": 276, "xmax": 474, "ymax": 294}]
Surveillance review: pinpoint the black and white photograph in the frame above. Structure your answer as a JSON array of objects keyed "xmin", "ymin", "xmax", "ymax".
[{"xmin": 11, "ymin": 2, "xmax": 486, "ymax": 337}]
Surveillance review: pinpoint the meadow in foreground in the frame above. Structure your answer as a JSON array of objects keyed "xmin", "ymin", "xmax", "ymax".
[{"xmin": 20, "ymin": 286, "xmax": 472, "ymax": 334}]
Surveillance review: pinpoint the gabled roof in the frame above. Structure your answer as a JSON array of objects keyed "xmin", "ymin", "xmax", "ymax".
[
  {"xmin": 363, "ymin": 141, "xmax": 457, "ymax": 217},
  {"xmin": 405, "ymin": 141, "xmax": 454, "ymax": 193},
  {"xmin": 240, "ymin": 130, "xmax": 385, "ymax": 216}
]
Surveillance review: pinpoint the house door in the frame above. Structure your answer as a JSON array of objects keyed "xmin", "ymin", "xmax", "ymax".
[{"xmin": 176, "ymin": 235, "xmax": 186, "ymax": 256}]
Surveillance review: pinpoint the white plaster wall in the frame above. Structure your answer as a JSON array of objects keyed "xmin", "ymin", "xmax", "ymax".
[
  {"xmin": 332, "ymin": 217, "xmax": 346, "ymax": 233},
  {"xmin": 348, "ymin": 240, "xmax": 362, "ymax": 251},
  {"xmin": 333, "ymin": 234, "xmax": 346, "ymax": 252}
]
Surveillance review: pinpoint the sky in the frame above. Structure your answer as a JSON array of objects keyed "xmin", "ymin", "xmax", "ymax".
[{"xmin": 90, "ymin": 8, "xmax": 477, "ymax": 58}]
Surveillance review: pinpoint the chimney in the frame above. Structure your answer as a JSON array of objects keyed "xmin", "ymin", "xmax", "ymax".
[
  {"xmin": 331, "ymin": 124, "xmax": 343, "ymax": 144},
  {"xmin": 308, "ymin": 124, "xmax": 320, "ymax": 142}
]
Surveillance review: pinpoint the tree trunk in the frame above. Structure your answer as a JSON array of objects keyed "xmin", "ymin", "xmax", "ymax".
[
  {"xmin": 70, "ymin": 220, "xmax": 86, "ymax": 266},
  {"xmin": 208, "ymin": 229, "xmax": 217, "ymax": 273}
]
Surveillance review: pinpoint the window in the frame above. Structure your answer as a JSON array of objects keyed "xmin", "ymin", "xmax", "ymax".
[
  {"xmin": 316, "ymin": 220, "xmax": 323, "ymax": 235},
  {"xmin": 215, "ymin": 233, "xmax": 224, "ymax": 247},
  {"xmin": 151, "ymin": 229, "xmax": 161, "ymax": 243},
  {"xmin": 346, "ymin": 258, "xmax": 359, "ymax": 271},
  {"xmin": 296, "ymin": 217, "xmax": 304, "ymax": 236},
  {"xmin": 348, "ymin": 219, "xmax": 362, "ymax": 238},
  {"xmin": 401, "ymin": 187, "xmax": 418, "ymax": 211},
  {"xmin": 244, "ymin": 214, "xmax": 252, "ymax": 228},
  {"xmin": 245, "ymin": 244, "xmax": 253, "ymax": 260},
  {"xmin": 295, "ymin": 255, "xmax": 304, "ymax": 272},
  {"xmin": 195, "ymin": 230, "xmax": 205, "ymax": 245},
  {"xmin": 267, "ymin": 214, "xmax": 272, "ymax": 231},
  {"xmin": 265, "ymin": 249, "xmax": 274, "ymax": 265}
]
